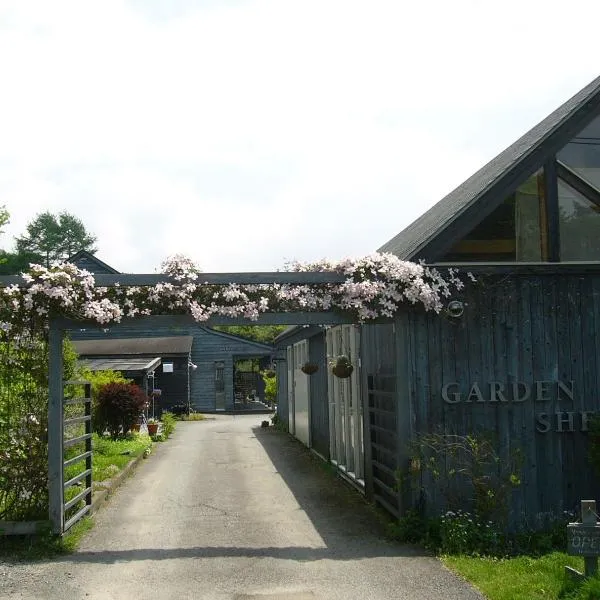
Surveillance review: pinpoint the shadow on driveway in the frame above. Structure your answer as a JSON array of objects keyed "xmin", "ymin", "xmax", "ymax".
[{"xmin": 63, "ymin": 423, "xmax": 425, "ymax": 565}]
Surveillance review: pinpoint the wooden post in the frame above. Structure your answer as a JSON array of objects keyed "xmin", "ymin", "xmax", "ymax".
[
  {"xmin": 48, "ymin": 319, "xmax": 64, "ymax": 535},
  {"xmin": 582, "ymin": 500, "xmax": 599, "ymax": 577}
]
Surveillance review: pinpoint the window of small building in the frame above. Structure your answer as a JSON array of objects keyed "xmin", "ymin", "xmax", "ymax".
[
  {"xmin": 442, "ymin": 170, "xmax": 546, "ymax": 262},
  {"xmin": 557, "ymin": 114, "xmax": 600, "ymax": 190},
  {"xmin": 558, "ymin": 181, "xmax": 600, "ymax": 260}
]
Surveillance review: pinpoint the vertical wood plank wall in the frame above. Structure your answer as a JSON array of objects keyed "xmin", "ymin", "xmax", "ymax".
[
  {"xmin": 308, "ymin": 334, "xmax": 329, "ymax": 459},
  {"xmin": 363, "ymin": 272, "xmax": 600, "ymax": 527}
]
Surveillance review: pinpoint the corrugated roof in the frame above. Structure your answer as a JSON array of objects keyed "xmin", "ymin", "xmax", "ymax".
[
  {"xmin": 73, "ymin": 336, "xmax": 193, "ymax": 356},
  {"xmin": 378, "ymin": 75, "xmax": 600, "ymax": 260},
  {"xmin": 80, "ymin": 357, "xmax": 161, "ymax": 373}
]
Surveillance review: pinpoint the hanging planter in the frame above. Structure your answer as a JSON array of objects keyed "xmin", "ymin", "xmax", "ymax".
[
  {"xmin": 301, "ymin": 362, "xmax": 319, "ymax": 375},
  {"xmin": 331, "ymin": 355, "xmax": 353, "ymax": 379}
]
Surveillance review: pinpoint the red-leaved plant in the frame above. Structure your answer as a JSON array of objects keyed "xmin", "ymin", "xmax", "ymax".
[{"xmin": 96, "ymin": 383, "xmax": 148, "ymax": 439}]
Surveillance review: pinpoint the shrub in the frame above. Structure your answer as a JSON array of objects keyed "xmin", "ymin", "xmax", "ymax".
[
  {"xmin": 160, "ymin": 411, "xmax": 176, "ymax": 439},
  {"xmin": 0, "ymin": 335, "xmax": 79, "ymax": 521},
  {"xmin": 261, "ymin": 370, "xmax": 277, "ymax": 407},
  {"xmin": 271, "ymin": 412, "xmax": 288, "ymax": 432},
  {"xmin": 96, "ymin": 383, "xmax": 148, "ymax": 439},
  {"xmin": 437, "ymin": 509, "xmax": 502, "ymax": 555},
  {"xmin": 412, "ymin": 431, "xmax": 523, "ymax": 525},
  {"xmin": 76, "ymin": 368, "xmax": 131, "ymax": 434}
]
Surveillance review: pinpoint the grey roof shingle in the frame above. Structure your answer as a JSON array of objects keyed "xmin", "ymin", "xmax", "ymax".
[
  {"xmin": 73, "ymin": 336, "xmax": 193, "ymax": 356},
  {"xmin": 378, "ymin": 75, "xmax": 600, "ymax": 260}
]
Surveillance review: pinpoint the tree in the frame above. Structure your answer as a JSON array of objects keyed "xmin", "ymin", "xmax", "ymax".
[
  {"xmin": 15, "ymin": 211, "xmax": 97, "ymax": 267},
  {"xmin": 0, "ymin": 205, "xmax": 9, "ymax": 235}
]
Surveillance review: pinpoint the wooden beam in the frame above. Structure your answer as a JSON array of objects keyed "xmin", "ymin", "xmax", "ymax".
[
  {"xmin": 545, "ymin": 160, "xmax": 560, "ymax": 262},
  {"xmin": 427, "ymin": 262, "xmax": 600, "ymax": 275},
  {"xmin": 0, "ymin": 271, "xmax": 349, "ymax": 288},
  {"xmin": 557, "ymin": 160, "xmax": 600, "ymax": 209},
  {"xmin": 451, "ymin": 239, "xmax": 515, "ymax": 254},
  {"xmin": 56, "ymin": 311, "xmax": 358, "ymax": 331}
]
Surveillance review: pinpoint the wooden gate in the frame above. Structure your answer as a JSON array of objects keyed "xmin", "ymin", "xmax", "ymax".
[{"xmin": 50, "ymin": 379, "xmax": 93, "ymax": 535}]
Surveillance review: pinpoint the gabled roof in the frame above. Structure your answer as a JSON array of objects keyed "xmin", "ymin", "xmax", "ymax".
[
  {"xmin": 273, "ymin": 325, "xmax": 324, "ymax": 346},
  {"xmin": 378, "ymin": 75, "xmax": 600, "ymax": 261},
  {"xmin": 73, "ymin": 336, "xmax": 193, "ymax": 356},
  {"xmin": 68, "ymin": 250, "xmax": 120, "ymax": 274},
  {"xmin": 203, "ymin": 327, "xmax": 273, "ymax": 352}
]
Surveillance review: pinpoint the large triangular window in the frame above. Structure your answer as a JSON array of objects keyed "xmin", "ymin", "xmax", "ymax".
[
  {"xmin": 442, "ymin": 115, "xmax": 600, "ymax": 263},
  {"xmin": 442, "ymin": 170, "xmax": 547, "ymax": 262}
]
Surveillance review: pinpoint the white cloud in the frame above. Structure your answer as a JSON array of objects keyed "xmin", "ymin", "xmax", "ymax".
[{"xmin": 0, "ymin": 0, "xmax": 599, "ymax": 271}]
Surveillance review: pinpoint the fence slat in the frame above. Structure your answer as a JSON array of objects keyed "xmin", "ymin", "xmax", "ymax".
[
  {"xmin": 63, "ymin": 505, "xmax": 90, "ymax": 532},
  {"xmin": 64, "ymin": 469, "xmax": 92, "ymax": 490},
  {"xmin": 63, "ymin": 451, "xmax": 93, "ymax": 469},
  {"xmin": 64, "ymin": 487, "xmax": 93, "ymax": 512},
  {"xmin": 64, "ymin": 415, "xmax": 92, "ymax": 426},
  {"xmin": 63, "ymin": 397, "xmax": 92, "ymax": 406},
  {"xmin": 64, "ymin": 433, "xmax": 92, "ymax": 448}
]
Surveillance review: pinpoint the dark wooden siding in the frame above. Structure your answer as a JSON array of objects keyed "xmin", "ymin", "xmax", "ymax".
[
  {"xmin": 71, "ymin": 325, "xmax": 190, "ymax": 412},
  {"xmin": 309, "ymin": 334, "xmax": 329, "ymax": 458},
  {"xmin": 71, "ymin": 326, "xmax": 272, "ymax": 412},
  {"xmin": 276, "ymin": 352, "xmax": 289, "ymax": 425},
  {"xmin": 383, "ymin": 272, "xmax": 600, "ymax": 527}
]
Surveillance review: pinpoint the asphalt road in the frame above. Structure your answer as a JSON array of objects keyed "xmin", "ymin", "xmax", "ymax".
[{"xmin": 1, "ymin": 415, "xmax": 484, "ymax": 600}]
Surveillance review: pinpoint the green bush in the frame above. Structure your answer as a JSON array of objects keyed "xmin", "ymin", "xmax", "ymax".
[
  {"xmin": 261, "ymin": 370, "xmax": 277, "ymax": 406},
  {"xmin": 160, "ymin": 411, "xmax": 176, "ymax": 439},
  {"xmin": 96, "ymin": 383, "xmax": 148, "ymax": 439},
  {"xmin": 76, "ymin": 368, "xmax": 131, "ymax": 434},
  {"xmin": 0, "ymin": 335, "xmax": 79, "ymax": 521},
  {"xmin": 412, "ymin": 431, "xmax": 523, "ymax": 525}
]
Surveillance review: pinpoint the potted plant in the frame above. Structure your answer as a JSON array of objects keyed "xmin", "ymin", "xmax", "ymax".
[
  {"xmin": 147, "ymin": 418, "xmax": 159, "ymax": 436},
  {"xmin": 331, "ymin": 355, "xmax": 353, "ymax": 379},
  {"xmin": 301, "ymin": 362, "xmax": 319, "ymax": 375}
]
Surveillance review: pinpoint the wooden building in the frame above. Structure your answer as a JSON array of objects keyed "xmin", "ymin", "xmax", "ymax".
[
  {"xmin": 277, "ymin": 75, "xmax": 600, "ymax": 527},
  {"xmin": 69, "ymin": 252, "xmax": 274, "ymax": 413}
]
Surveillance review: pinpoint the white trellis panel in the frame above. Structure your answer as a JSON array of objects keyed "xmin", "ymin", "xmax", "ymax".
[
  {"xmin": 292, "ymin": 340, "xmax": 310, "ymax": 447},
  {"xmin": 327, "ymin": 325, "xmax": 364, "ymax": 485}
]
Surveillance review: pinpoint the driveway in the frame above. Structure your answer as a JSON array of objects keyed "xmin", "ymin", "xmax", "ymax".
[{"xmin": 1, "ymin": 415, "xmax": 483, "ymax": 599}]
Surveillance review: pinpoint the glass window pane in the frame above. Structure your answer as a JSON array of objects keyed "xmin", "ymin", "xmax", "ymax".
[
  {"xmin": 442, "ymin": 171, "xmax": 545, "ymax": 262},
  {"xmin": 558, "ymin": 115, "xmax": 600, "ymax": 189},
  {"xmin": 558, "ymin": 181, "xmax": 600, "ymax": 260}
]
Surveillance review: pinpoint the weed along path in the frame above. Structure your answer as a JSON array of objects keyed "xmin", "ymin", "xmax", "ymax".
[{"xmin": 2, "ymin": 416, "xmax": 483, "ymax": 600}]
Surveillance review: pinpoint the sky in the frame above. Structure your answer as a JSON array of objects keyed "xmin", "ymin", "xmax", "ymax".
[{"xmin": 0, "ymin": 0, "xmax": 599, "ymax": 274}]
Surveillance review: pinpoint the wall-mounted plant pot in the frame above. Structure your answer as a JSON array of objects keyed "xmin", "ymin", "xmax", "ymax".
[{"xmin": 301, "ymin": 362, "xmax": 319, "ymax": 375}]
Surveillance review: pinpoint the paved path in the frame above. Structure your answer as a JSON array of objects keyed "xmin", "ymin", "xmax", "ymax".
[{"xmin": 1, "ymin": 415, "xmax": 483, "ymax": 599}]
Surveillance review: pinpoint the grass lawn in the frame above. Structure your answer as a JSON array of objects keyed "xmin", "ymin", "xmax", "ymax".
[
  {"xmin": 91, "ymin": 433, "xmax": 152, "ymax": 485},
  {"xmin": 444, "ymin": 552, "xmax": 600, "ymax": 600}
]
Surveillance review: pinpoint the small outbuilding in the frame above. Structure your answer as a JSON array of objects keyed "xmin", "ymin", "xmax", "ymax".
[{"xmin": 69, "ymin": 252, "xmax": 274, "ymax": 413}]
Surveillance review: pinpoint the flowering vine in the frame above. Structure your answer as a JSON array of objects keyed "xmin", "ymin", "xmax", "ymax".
[{"xmin": 0, "ymin": 253, "xmax": 470, "ymax": 336}]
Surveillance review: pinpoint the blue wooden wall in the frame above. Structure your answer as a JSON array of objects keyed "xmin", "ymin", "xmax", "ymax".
[
  {"xmin": 308, "ymin": 333, "xmax": 329, "ymax": 459},
  {"xmin": 363, "ymin": 270, "xmax": 600, "ymax": 528}
]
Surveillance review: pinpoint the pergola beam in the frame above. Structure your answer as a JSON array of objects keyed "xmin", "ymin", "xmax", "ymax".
[{"xmin": 0, "ymin": 271, "xmax": 349, "ymax": 288}]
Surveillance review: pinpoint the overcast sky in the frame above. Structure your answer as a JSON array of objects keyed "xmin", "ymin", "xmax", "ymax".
[{"xmin": 0, "ymin": 0, "xmax": 598, "ymax": 273}]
